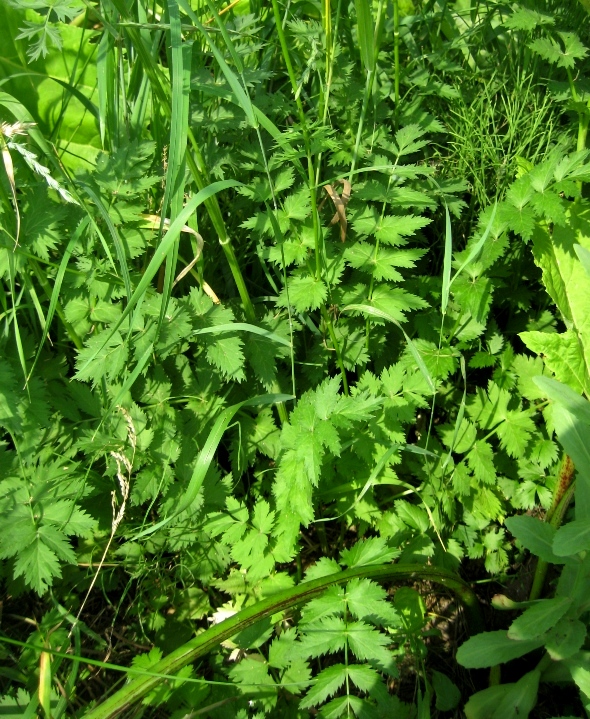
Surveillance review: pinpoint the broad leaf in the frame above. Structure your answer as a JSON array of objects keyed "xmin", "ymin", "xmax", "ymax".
[
  {"xmin": 457, "ymin": 631, "xmax": 544, "ymax": 669},
  {"xmin": 464, "ymin": 670, "xmax": 540, "ymax": 719},
  {"xmin": 507, "ymin": 597, "xmax": 572, "ymax": 640}
]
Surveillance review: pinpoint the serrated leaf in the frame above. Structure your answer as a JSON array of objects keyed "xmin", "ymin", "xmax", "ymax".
[
  {"xmin": 12, "ymin": 537, "xmax": 63, "ymax": 595},
  {"xmin": 346, "ymin": 621, "xmax": 395, "ymax": 672},
  {"xmin": 0, "ymin": 359, "xmax": 21, "ymax": 434},
  {"xmin": 504, "ymin": 6, "xmax": 554, "ymax": 31},
  {"xmin": 74, "ymin": 330, "xmax": 128, "ymax": 387},
  {"xmin": 375, "ymin": 214, "xmax": 431, "ymax": 245},
  {"xmin": 530, "ymin": 32, "xmax": 588, "ymax": 68},
  {"xmin": 467, "ymin": 440, "xmax": 496, "ymax": 485},
  {"xmin": 278, "ymin": 274, "xmax": 327, "ymax": 312},
  {"xmin": 300, "ymin": 664, "xmax": 347, "ymax": 708},
  {"xmin": 340, "ymin": 537, "xmax": 397, "ymax": 568},
  {"xmin": 346, "ymin": 578, "xmax": 399, "ymax": 625}
]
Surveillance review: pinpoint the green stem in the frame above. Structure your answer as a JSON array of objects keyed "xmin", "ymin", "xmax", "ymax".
[
  {"xmin": 270, "ymin": 0, "xmax": 348, "ymax": 393},
  {"xmin": 393, "ymin": 0, "xmax": 400, "ymax": 106},
  {"xmin": 567, "ymin": 67, "xmax": 588, "ymax": 193},
  {"xmin": 80, "ymin": 563, "xmax": 481, "ymax": 719},
  {"xmin": 578, "ymin": 109, "xmax": 589, "ymax": 154},
  {"xmin": 349, "ymin": 0, "xmax": 384, "ymax": 184},
  {"xmin": 185, "ymin": 138, "xmax": 256, "ymax": 322},
  {"xmin": 349, "ymin": 66, "xmax": 376, "ymax": 185}
]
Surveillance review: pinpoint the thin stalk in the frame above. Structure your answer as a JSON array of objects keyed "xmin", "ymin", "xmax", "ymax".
[
  {"xmin": 185, "ymin": 135, "xmax": 256, "ymax": 322},
  {"xmin": 80, "ymin": 563, "xmax": 481, "ymax": 719},
  {"xmin": 393, "ymin": 0, "xmax": 400, "ymax": 105},
  {"xmin": 349, "ymin": 71, "xmax": 375, "ymax": 183},
  {"xmin": 29, "ymin": 259, "xmax": 83, "ymax": 350}
]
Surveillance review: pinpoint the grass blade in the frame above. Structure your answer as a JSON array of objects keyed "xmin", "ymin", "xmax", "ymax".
[
  {"xmin": 190, "ymin": 322, "xmax": 291, "ymax": 346},
  {"xmin": 441, "ymin": 203, "xmax": 453, "ymax": 315},
  {"xmin": 27, "ymin": 217, "xmax": 89, "ymax": 382},
  {"xmin": 448, "ymin": 202, "xmax": 497, "ymax": 292},
  {"xmin": 354, "ymin": 0, "xmax": 375, "ymax": 72}
]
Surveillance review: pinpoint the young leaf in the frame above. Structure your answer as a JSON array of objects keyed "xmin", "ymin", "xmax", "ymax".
[{"xmin": 432, "ymin": 670, "xmax": 461, "ymax": 711}]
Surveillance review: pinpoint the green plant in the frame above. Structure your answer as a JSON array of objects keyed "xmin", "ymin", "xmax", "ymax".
[{"xmin": 1, "ymin": 0, "xmax": 590, "ymax": 717}]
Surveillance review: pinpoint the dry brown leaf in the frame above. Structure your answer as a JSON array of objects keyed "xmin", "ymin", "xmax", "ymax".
[{"xmin": 319, "ymin": 178, "xmax": 352, "ymax": 242}]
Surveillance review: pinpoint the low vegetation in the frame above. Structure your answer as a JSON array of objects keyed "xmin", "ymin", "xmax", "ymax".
[{"xmin": 1, "ymin": 0, "xmax": 590, "ymax": 717}]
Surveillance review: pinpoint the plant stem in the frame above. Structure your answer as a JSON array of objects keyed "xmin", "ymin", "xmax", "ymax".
[
  {"xmin": 106, "ymin": 0, "xmax": 257, "ymax": 322},
  {"xmin": 185, "ymin": 138, "xmax": 256, "ymax": 322},
  {"xmin": 393, "ymin": 0, "xmax": 400, "ymax": 106},
  {"xmin": 80, "ymin": 563, "xmax": 482, "ymax": 719},
  {"xmin": 349, "ymin": 0, "xmax": 384, "ymax": 183}
]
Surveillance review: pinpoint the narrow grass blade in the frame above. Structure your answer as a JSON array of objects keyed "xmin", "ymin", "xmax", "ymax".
[
  {"xmin": 96, "ymin": 31, "xmax": 115, "ymax": 147},
  {"xmin": 190, "ymin": 323, "xmax": 291, "ymax": 346},
  {"xmin": 342, "ymin": 303, "xmax": 435, "ymax": 393},
  {"xmin": 39, "ymin": 645, "xmax": 52, "ymax": 719},
  {"xmin": 157, "ymin": 4, "xmax": 191, "ymax": 334},
  {"xmin": 354, "ymin": 0, "xmax": 375, "ymax": 72},
  {"xmin": 6, "ymin": 248, "xmax": 28, "ymax": 384},
  {"xmin": 74, "ymin": 180, "xmax": 239, "ymax": 378},
  {"xmin": 448, "ymin": 202, "xmax": 497, "ymax": 293},
  {"xmin": 441, "ymin": 203, "xmax": 453, "ymax": 314},
  {"xmin": 28, "ymin": 218, "xmax": 89, "ymax": 382},
  {"xmin": 78, "ymin": 182, "xmax": 132, "ymax": 301},
  {"xmin": 441, "ymin": 355, "xmax": 467, "ymax": 470},
  {"xmin": 132, "ymin": 393, "xmax": 294, "ymax": 540}
]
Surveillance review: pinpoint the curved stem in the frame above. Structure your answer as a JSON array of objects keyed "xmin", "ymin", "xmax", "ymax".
[{"xmin": 81, "ymin": 563, "xmax": 482, "ymax": 719}]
